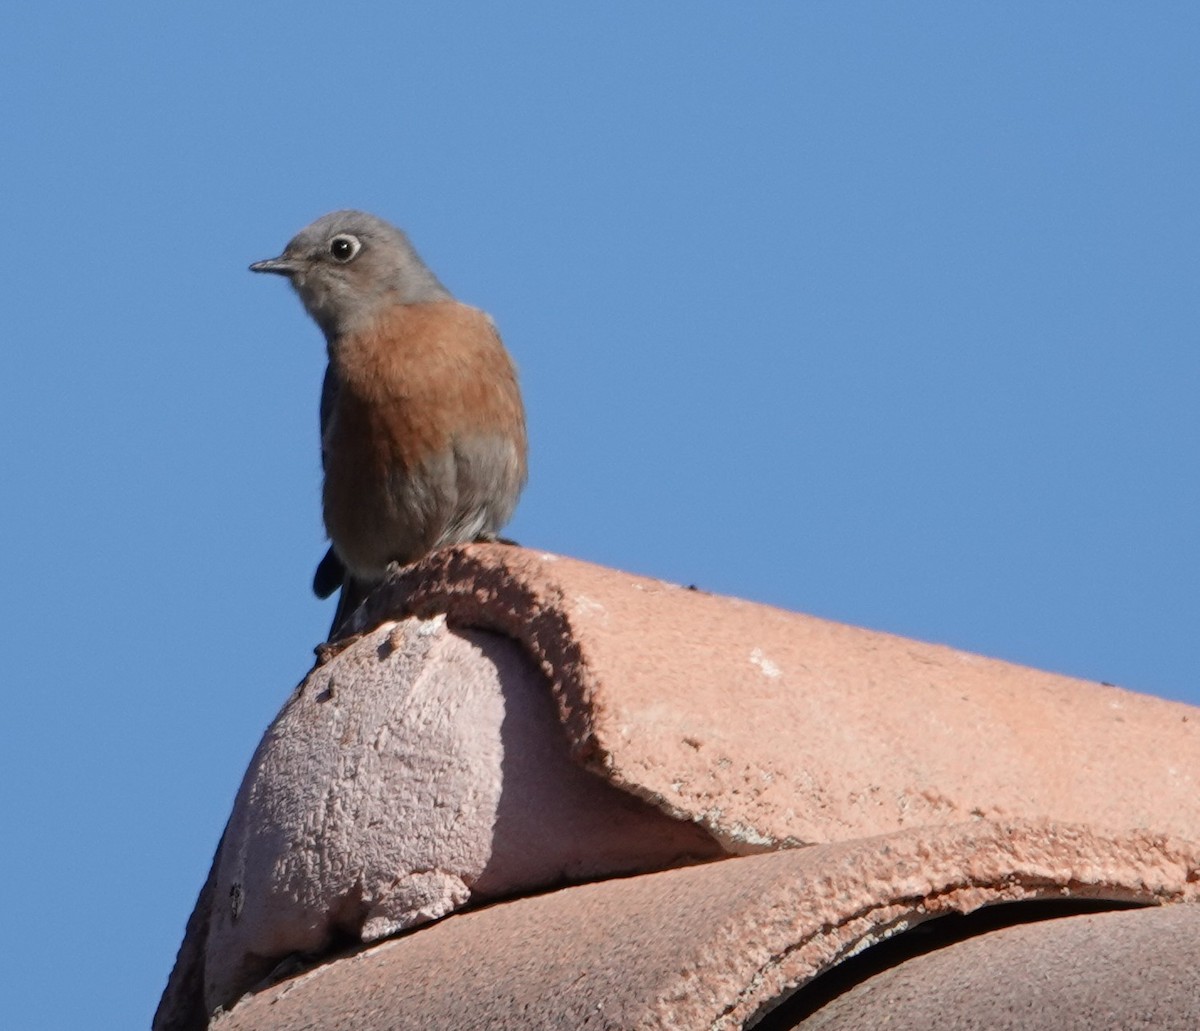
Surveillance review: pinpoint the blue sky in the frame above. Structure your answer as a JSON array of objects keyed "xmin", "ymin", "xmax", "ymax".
[{"xmin": 3, "ymin": 5, "xmax": 1198, "ymax": 1028}]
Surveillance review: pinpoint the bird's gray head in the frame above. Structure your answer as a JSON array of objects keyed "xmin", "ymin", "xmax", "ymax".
[{"xmin": 250, "ymin": 210, "xmax": 452, "ymax": 340}]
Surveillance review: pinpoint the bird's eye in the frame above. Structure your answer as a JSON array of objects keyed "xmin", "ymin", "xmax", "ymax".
[{"xmin": 328, "ymin": 234, "xmax": 361, "ymax": 263}]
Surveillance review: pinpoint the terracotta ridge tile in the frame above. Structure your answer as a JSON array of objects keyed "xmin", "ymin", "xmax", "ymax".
[{"xmin": 335, "ymin": 543, "xmax": 1200, "ymax": 852}]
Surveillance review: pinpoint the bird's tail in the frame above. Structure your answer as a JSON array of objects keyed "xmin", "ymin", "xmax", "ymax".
[{"xmin": 313, "ymin": 546, "xmax": 370, "ymax": 640}]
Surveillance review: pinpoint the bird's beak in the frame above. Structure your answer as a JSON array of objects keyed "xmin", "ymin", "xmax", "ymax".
[{"xmin": 249, "ymin": 255, "xmax": 300, "ymax": 276}]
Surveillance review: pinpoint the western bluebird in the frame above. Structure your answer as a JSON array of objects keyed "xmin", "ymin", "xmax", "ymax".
[{"xmin": 250, "ymin": 210, "xmax": 528, "ymax": 634}]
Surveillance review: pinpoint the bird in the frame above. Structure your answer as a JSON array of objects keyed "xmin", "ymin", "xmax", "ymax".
[{"xmin": 250, "ymin": 210, "xmax": 528, "ymax": 635}]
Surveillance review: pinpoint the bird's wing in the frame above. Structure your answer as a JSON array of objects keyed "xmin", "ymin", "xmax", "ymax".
[
  {"xmin": 312, "ymin": 545, "xmax": 345, "ymax": 599},
  {"xmin": 319, "ymin": 363, "xmax": 340, "ymax": 470},
  {"xmin": 314, "ymin": 365, "xmax": 347, "ymax": 598}
]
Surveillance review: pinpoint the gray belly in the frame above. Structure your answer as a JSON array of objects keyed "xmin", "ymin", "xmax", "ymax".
[{"xmin": 324, "ymin": 434, "xmax": 524, "ymax": 581}]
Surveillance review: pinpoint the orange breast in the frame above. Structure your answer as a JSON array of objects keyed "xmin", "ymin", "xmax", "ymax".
[{"xmin": 321, "ymin": 302, "xmax": 527, "ymax": 578}]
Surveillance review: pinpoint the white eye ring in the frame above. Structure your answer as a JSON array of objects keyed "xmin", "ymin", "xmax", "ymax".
[{"xmin": 328, "ymin": 234, "xmax": 362, "ymax": 263}]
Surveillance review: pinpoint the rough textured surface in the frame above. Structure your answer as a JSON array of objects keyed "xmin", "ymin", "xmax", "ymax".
[
  {"xmin": 157, "ymin": 545, "xmax": 1200, "ymax": 1029},
  {"xmin": 209, "ymin": 821, "xmax": 1200, "ymax": 1031},
  {"xmin": 350, "ymin": 546, "xmax": 1200, "ymax": 852},
  {"xmin": 158, "ymin": 614, "xmax": 720, "ymax": 1026},
  {"xmin": 789, "ymin": 903, "xmax": 1200, "ymax": 1030}
]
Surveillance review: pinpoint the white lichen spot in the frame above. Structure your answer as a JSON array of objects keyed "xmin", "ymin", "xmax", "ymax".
[
  {"xmin": 722, "ymin": 822, "xmax": 780, "ymax": 849},
  {"xmin": 574, "ymin": 594, "xmax": 608, "ymax": 620},
  {"xmin": 749, "ymin": 647, "xmax": 782, "ymax": 679},
  {"xmin": 415, "ymin": 613, "xmax": 447, "ymax": 636}
]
